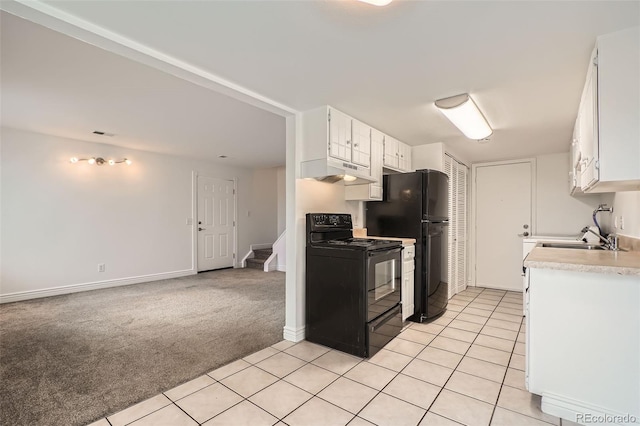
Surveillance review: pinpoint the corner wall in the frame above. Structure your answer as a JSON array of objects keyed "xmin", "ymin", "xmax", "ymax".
[
  {"xmin": 0, "ymin": 127, "xmax": 261, "ymax": 301},
  {"xmin": 535, "ymin": 153, "xmax": 605, "ymax": 235}
]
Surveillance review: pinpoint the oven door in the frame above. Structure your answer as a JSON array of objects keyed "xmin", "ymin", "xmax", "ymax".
[{"xmin": 366, "ymin": 247, "xmax": 402, "ymax": 322}]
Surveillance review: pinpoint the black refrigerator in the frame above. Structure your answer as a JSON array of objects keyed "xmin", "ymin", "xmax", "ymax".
[{"xmin": 366, "ymin": 169, "xmax": 449, "ymax": 322}]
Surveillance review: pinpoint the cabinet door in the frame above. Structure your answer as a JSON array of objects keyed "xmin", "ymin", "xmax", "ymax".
[
  {"xmin": 383, "ymin": 135, "xmax": 399, "ymax": 168},
  {"xmin": 328, "ymin": 108, "xmax": 352, "ymax": 162},
  {"xmin": 579, "ymin": 49, "xmax": 599, "ymax": 190},
  {"xmin": 402, "ymin": 256, "xmax": 415, "ymax": 321},
  {"xmin": 398, "ymin": 142, "xmax": 412, "ymax": 171},
  {"xmin": 351, "ymin": 120, "xmax": 372, "ymax": 167},
  {"xmin": 370, "ymin": 129, "xmax": 384, "ymax": 182}
]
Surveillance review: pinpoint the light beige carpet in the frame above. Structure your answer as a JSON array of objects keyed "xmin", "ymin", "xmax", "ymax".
[{"xmin": 0, "ymin": 268, "xmax": 285, "ymax": 426}]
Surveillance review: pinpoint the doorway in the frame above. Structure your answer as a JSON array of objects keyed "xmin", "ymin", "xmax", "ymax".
[
  {"xmin": 197, "ymin": 175, "xmax": 237, "ymax": 272},
  {"xmin": 472, "ymin": 159, "xmax": 535, "ymax": 291}
]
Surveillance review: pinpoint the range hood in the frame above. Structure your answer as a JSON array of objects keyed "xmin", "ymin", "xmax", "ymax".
[{"xmin": 300, "ymin": 159, "xmax": 377, "ymax": 185}]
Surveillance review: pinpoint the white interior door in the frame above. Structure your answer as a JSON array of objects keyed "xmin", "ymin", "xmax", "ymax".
[
  {"xmin": 475, "ymin": 161, "xmax": 533, "ymax": 291},
  {"xmin": 197, "ymin": 176, "xmax": 235, "ymax": 272}
]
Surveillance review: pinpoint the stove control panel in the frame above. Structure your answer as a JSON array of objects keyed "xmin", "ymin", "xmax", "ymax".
[{"xmin": 308, "ymin": 213, "xmax": 352, "ymax": 229}]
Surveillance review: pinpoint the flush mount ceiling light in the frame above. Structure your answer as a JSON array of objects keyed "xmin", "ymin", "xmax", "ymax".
[
  {"xmin": 357, "ymin": 0, "xmax": 393, "ymax": 6},
  {"xmin": 70, "ymin": 156, "xmax": 132, "ymax": 166},
  {"xmin": 435, "ymin": 93, "xmax": 493, "ymax": 140}
]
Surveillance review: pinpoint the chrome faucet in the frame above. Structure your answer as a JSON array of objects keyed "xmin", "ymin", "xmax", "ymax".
[
  {"xmin": 581, "ymin": 226, "xmax": 614, "ymax": 250},
  {"xmin": 594, "ymin": 204, "xmax": 613, "ymax": 214},
  {"xmin": 592, "ymin": 204, "xmax": 613, "ymax": 237}
]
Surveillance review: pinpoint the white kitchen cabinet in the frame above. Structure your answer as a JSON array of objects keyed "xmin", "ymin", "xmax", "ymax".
[
  {"xmin": 351, "ymin": 119, "xmax": 372, "ymax": 167},
  {"xmin": 568, "ymin": 138, "xmax": 582, "ymax": 195},
  {"xmin": 401, "ymin": 243, "xmax": 415, "ymax": 321},
  {"xmin": 383, "ymin": 136, "xmax": 412, "ymax": 172},
  {"xmin": 444, "ymin": 155, "xmax": 468, "ymax": 299},
  {"xmin": 575, "ymin": 26, "xmax": 640, "ymax": 193},
  {"xmin": 578, "ymin": 47, "xmax": 598, "ymax": 191},
  {"xmin": 300, "ymin": 106, "xmax": 372, "ymax": 181},
  {"xmin": 328, "ymin": 108, "xmax": 353, "ymax": 162},
  {"xmin": 398, "ymin": 143, "xmax": 412, "ymax": 172},
  {"xmin": 345, "ymin": 128, "xmax": 383, "ymax": 201},
  {"xmin": 527, "ymin": 267, "xmax": 639, "ymax": 423},
  {"xmin": 383, "ymin": 135, "xmax": 400, "ymax": 169}
]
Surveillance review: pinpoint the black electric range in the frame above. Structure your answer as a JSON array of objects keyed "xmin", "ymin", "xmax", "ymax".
[{"xmin": 305, "ymin": 213, "xmax": 403, "ymax": 358}]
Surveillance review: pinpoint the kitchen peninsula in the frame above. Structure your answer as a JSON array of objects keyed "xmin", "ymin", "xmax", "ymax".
[{"xmin": 524, "ymin": 244, "xmax": 640, "ymax": 424}]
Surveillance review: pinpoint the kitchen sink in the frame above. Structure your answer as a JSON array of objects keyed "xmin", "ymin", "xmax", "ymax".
[{"xmin": 540, "ymin": 243, "xmax": 605, "ymax": 250}]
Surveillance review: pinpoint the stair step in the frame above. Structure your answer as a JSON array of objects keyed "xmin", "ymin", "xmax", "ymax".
[
  {"xmin": 246, "ymin": 258, "xmax": 266, "ymax": 270},
  {"xmin": 253, "ymin": 249, "xmax": 272, "ymax": 260}
]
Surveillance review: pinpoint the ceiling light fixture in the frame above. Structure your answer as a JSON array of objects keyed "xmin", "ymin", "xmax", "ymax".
[
  {"xmin": 434, "ymin": 93, "xmax": 493, "ymax": 140},
  {"xmin": 70, "ymin": 156, "xmax": 132, "ymax": 166},
  {"xmin": 357, "ymin": 0, "xmax": 393, "ymax": 6}
]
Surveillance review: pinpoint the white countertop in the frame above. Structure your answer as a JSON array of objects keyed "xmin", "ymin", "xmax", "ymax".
[
  {"xmin": 524, "ymin": 244, "xmax": 640, "ymax": 276},
  {"xmin": 523, "ymin": 235, "xmax": 582, "ymax": 243},
  {"xmin": 353, "ymin": 228, "xmax": 416, "ymax": 246}
]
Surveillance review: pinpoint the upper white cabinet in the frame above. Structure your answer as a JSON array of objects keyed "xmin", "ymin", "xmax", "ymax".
[
  {"xmin": 345, "ymin": 128, "xmax": 384, "ymax": 201},
  {"xmin": 328, "ymin": 108, "xmax": 353, "ymax": 162},
  {"xmin": 568, "ymin": 139, "xmax": 582, "ymax": 195},
  {"xmin": 384, "ymin": 136, "xmax": 413, "ymax": 172},
  {"xmin": 351, "ymin": 119, "xmax": 372, "ymax": 167},
  {"xmin": 300, "ymin": 106, "xmax": 372, "ymax": 181},
  {"xmin": 578, "ymin": 47, "xmax": 598, "ymax": 190},
  {"xmin": 575, "ymin": 26, "xmax": 640, "ymax": 193}
]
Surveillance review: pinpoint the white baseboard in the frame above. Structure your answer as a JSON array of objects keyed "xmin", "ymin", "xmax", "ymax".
[
  {"xmin": 276, "ymin": 264, "xmax": 286, "ymax": 272},
  {"xmin": 541, "ymin": 391, "xmax": 638, "ymax": 425},
  {"xmin": 283, "ymin": 325, "xmax": 305, "ymax": 342},
  {"xmin": 0, "ymin": 269, "xmax": 196, "ymax": 304}
]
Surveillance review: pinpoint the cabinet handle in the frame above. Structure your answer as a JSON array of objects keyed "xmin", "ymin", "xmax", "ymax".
[
  {"xmin": 354, "ymin": 143, "xmax": 358, "ymax": 147},
  {"xmin": 346, "ymin": 140, "xmax": 351, "ymax": 145}
]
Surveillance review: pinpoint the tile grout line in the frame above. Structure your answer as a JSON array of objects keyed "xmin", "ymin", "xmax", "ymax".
[
  {"xmin": 107, "ymin": 289, "xmax": 533, "ymax": 426},
  {"xmin": 358, "ymin": 288, "xmax": 492, "ymax": 425},
  {"xmin": 415, "ymin": 288, "xmax": 508, "ymax": 425}
]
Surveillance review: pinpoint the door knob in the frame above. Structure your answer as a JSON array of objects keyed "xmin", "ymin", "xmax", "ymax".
[
  {"xmin": 198, "ymin": 227, "xmax": 205, "ymax": 231},
  {"xmin": 518, "ymin": 232, "xmax": 530, "ymax": 237}
]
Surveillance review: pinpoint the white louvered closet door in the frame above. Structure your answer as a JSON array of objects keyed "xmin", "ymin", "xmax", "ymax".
[
  {"xmin": 445, "ymin": 156, "xmax": 456, "ymax": 299},
  {"xmin": 455, "ymin": 164, "xmax": 468, "ymax": 294},
  {"xmin": 445, "ymin": 155, "xmax": 469, "ymax": 299}
]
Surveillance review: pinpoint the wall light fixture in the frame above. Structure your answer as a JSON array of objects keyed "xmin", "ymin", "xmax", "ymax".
[{"xmin": 70, "ymin": 157, "xmax": 132, "ymax": 166}]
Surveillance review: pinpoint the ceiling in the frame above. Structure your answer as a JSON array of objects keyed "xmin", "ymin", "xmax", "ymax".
[{"xmin": 1, "ymin": 1, "xmax": 638, "ymax": 165}]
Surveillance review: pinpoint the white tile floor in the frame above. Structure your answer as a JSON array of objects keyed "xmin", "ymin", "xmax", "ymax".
[{"xmin": 88, "ymin": 288, "xmax": 581, "ymax": 426}]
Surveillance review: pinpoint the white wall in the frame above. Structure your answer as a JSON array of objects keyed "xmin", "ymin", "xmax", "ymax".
[
  {"xmin": 0, "ymin": 127, "xmax": 264, "ymax": 300},
  {"xmin": 249, "ymin": 167, "xmax": 279, "ymax": 245},
  {"xmin": 602, "ymin": 191, "xmax": 640, "ymax": 238},
  {"xmin": 412, "ymin": 142, "xmax": 472, "ymax": 171},
  {"xmin": 277, "ymin": 166, "xmax": 286, "ymax": 236},
  {"xmin": 535, "ymin": 153, "xmax": 605, "ymax": 235}
]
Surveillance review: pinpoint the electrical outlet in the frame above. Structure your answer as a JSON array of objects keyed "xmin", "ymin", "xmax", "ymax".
[
  {"xmin": 98, "ymin": 263, "xmax": 105, "ymax": 272},
  {"xmin": 620, "ymin": 216, "xmax": 625, "ymax": 230}
]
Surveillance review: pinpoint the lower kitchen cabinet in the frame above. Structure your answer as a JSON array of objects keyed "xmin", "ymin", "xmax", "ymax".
[
  {"xmin": 526, "ymin": 267, "xmax": 639, "ymax": 423},
  {"xmin": 401, "ymin": 243, "xmax": 415, "ymax": 321}
]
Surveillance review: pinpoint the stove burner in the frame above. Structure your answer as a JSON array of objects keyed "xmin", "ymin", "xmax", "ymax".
[{"xmin": 327, "ymin": 238, "xmax": 377, "ymax": 246}]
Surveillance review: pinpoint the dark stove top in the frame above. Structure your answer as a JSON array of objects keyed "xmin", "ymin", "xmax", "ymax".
[
  {"xmin": 306, "ymin": 213, "xmax": 401, "ymax": 251},
  {"xmin": 314, "ymin": 237, "xmax": 400, "ymax": 250},
  {"xmin": 327, "ymin": 238, "xmax": 387, "ymax": 247}
]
